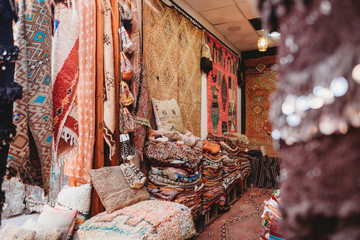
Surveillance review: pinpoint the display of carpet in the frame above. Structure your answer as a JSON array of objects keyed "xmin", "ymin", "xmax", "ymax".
[
  {"xmin": 143, "ymin": 0, "xmax": 202, "ymax": 136},
  {"xmin": 206, "ymin": 33, "xmax": 238, "ymax": 135},
  {"xmin": 260, "ymin": 190, "xmax": 285, "ymax": 240},
  {"xmin": 0, "ymin": 0, "xmax": 22, "ymax": 222},
  {"xmin": 52, "ymin": 1, "xmax": 80, "ymax": 158},
  {"xmin": 207, "ymin": 133, "xmax": 251, "ymax": 192},
  {"xmin": 244, "ymin": 55, "xmax": 278, "ymax": 157},
  {"xmin": 8, "ymin": 0, "xmax": 53, "ymax": 191},
  {"xmin": 201, "ymin": 133, "xmax": 251, "ymax": 214},
  {"xmin": 144, "ymin": 130, "xmax": 203, "ymax": 218},
  {"xmin": 201, "ymin": 140, "xmax": 225, "ymax": 214},
  {"xmin": 128, "ymin": 0, "xmax": 152, "ymax": 161},
  {"xmin": 64, "ymin": 0, "xmax": 96, "ymax": 182}
]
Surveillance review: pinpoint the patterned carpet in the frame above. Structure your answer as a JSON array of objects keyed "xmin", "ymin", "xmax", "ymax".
[
  {"xmin": 244, "ymin": 56, "xmax": 278, "ymax": 157},
  {"xmin": 197, "ymin": 188, "xmax": 273, "ymax": 240}
]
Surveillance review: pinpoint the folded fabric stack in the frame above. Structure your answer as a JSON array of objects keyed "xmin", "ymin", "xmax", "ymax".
[
  {"xmin": 145, "ymin": 130, "xmax": 203, "ymax": 218},
  {"xmin": 207, "ymin": 133, "xmax": 251, "ymax": 194},
  {"xmin": 201, "ymin": 141, "xmax": 226, "ymax": 214},
  {"xmin": 261, "ymin": 190, "xmax": 285, "ymax": 240}
]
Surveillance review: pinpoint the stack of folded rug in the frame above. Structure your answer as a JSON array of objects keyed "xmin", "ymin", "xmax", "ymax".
[
  {"xmin": 207, "ymin": 133, "xmax": 252, "ymax": 195},
  {"xmin": 201, "ymin": 140, "xmax": 226, "ymax": 214},
  {"xmin": 261, "ymin": 190, "xmax": 285, "ymax": 240},
  {"xmin": 145, "ymin": 130, "xmax": 203, "ymax": 218}
]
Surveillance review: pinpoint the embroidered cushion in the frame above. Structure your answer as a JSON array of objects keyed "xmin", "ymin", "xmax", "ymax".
[
  {"xmin": 88, "ymin": 166, "xmax": 150, "ymax": 213},
  {"xmin": 0, "ymin": 222, "xmax": 35, "ymax": 240},
  {"xmin": 151, "ymin": 98, "xmax": 186, "ymax": 134},
  {"xmin": 55, "ymin": 184, "xmax": 92, "ymax": 216},
  {"xmin": 22, "ymin": 218, "xmax": 61, "ymax": 240}
]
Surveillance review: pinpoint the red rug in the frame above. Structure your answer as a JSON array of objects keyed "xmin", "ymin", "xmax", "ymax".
[
  {"xmin": 244, "ymin": 56, "xmax": 278, "ymax": 157},
  {"xmin": 197, "ymin": 188, "xmax": 273, "ymax": 240}
]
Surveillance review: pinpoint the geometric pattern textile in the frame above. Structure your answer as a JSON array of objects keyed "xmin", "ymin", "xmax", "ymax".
[
  {"xmin": 78, "ymin": 200, "xmax": 196, "ymax": 240},
  {"xmin": 206, "ymin": 34, "xmax": 238, "ymax": 135},
  {"xmin": 8, "ymin": 0, "xmax": 53, "ymax": 190},
  {"xmin": 52, "ymin": 2, "xmax": 80, "ymax": 158},
  {"xmin": 244, "ymin": 56, "xmax": 278, "ymax": 157},
  {"xmin": 129, "ymin": 0, "xmax": 152, "ymax": 160},
  {"xmin": 143, "ymin": 0, "xmax": 202, "ymax": 136},
  {"xmin": 197, "ymin": 188, "xmax": 273, "ymax": 240},
  {"xmin": 64, "ymin": 0, "xmax": 96, "ymax": 182}
]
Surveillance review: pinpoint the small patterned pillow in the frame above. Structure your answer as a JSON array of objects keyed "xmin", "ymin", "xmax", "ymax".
[
  {"xmin": 0, "ymin": 222, "xmax": 35, "ymax": 240},
  {"xmin": 22, "ymin": 218, "xmax": 61, "ymax": 240},
  {"xmin": 151, "ymin": 98, "xmax": 186, "ymax": 133},
  {"xmin": 89, "ymin": 166, "xmax": 150, "ymax": 213},
  {"xmin": 55, "ymin": 184, "xmax": 92, "ymax": 216}
]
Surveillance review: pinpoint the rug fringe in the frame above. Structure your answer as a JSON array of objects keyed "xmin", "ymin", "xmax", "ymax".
[{"xmin": 61, "ymin": 127, "xmax": 79, "ymax": 147}]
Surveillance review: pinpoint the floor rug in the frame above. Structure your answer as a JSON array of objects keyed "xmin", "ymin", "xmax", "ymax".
[
  {"xmin": 244, "ymin": 56, "xmax": 278, "ymax": 157},
  {"xmin": 143, "ymin": 0, "xmax": 202, "ymax": 136},
  {"xmin": 197, "ymin": 188, "xmax": 273, "ymax": 240}
]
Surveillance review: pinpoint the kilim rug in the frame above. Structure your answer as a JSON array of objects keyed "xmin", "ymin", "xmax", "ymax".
[
  {"xmin": 143, "ymin": 0, "xmax": 202, "ymax": 136},
  {"xmin": 64, "ymin": 0, "xmax": 96, "ymax": 182},
  {"xmin": 244, "ymin": 56, "xmax": 278, "ymax": 157},
  {"xmin": 128, "ymin": 0, "xmax": 152, "ymax": 160},
  {"xmin": 103, "ymin": 0, "xmax": 116, "ymax": 158},
  {"xmin": 206, "ymin": 33, "xmax": 238, "ymax": 135},
  {"xmin": 52, "ymin": 2, "xmax": 80, "ymax": 157},
  {"xmin": 8, "ymin": 0, "xmax": 53, "ymax": 191},
  {"xmin": 197, "ymin": 188, "xmax": 273, "ymax": 240}
]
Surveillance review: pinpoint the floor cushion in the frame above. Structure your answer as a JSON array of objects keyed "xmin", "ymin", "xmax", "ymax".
[{"xmin": 77, "ymin": 200, "xmax": 196, "ymax": 240}]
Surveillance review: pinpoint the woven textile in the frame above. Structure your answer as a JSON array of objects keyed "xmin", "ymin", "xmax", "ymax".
[
  {"xmin": 207, "ymin": 33, "xmax": 238, "ymax": 135},
  {"xmin": 64, "ymin": 0, "xmax": 96, "ymax": 182},
  {"xmin": 52, "ymin": 2, "xmax": 80, "ymax": 157},
  {"xmin": 103, "ymin": 0, "xmax": 116, "ymax": 157},
  {"xmin": 244, "ymin": 56, "xmax": 278, "ymax": 157},
  {"xmin": 78, "ymin": 200, "xmax": 196, "ymax": 240},
  {"xmin": 143, "ymin": 0, "xmax": 202, "ymax": 136},
  {"xmin": 250, "ymin": 155, "xmax": 280, "ymax": 189},
  {"xmin": 129, "ymin": 0, "xmax": 152, "ymax": 160},
  {"xmin": 8, "ymin": 0, "xmax": 53, "ymax": 190}
]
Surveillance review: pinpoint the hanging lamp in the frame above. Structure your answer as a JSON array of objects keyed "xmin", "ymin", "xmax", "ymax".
[{"xmin": 257, "ymin": 31, "xmax": 268, "ymax": 52}]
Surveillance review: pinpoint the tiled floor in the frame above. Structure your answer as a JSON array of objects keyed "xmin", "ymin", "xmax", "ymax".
[{"xmin": 197, "ymin": 188, "xmax": 273, "ymax": 240}]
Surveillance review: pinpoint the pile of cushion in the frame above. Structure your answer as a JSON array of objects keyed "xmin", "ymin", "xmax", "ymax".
[{"xmin": 0, "ymin": 184, "xmax": 92, "ymax": 240}]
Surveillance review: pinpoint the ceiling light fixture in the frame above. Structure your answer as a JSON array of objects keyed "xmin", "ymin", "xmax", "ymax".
[{"xmin": 257, "ymin": 31, "xmax": 268, "ymax": 52}]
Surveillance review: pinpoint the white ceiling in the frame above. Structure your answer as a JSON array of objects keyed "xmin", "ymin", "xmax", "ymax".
[{"xmin": 181, "ymin": 0, "xmax": 277, "ymax": 52}]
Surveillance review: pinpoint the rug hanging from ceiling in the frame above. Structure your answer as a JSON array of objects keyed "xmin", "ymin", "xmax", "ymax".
[
  {"xmin": 206, "ymin": 33, "xmax": 238, "ymax": 135},
  {"xmin": 64, "ymin": 0, "xmax": 96, "ymax": 182},
  {"xmin": 143, "ymin": 0, "xmax": 202, "ymax": 137},
  {"xmin": 52, "ymin": 2, "xmax": 80, "ymax": 158},
  {"xmin": 128, "ymin": 0, "xmax": 152, "ymax": 159},
  {"xmin": 8, "ymin": 0, "xmax": 53, "ymax": 191},
  {"xmin": 103, "ymin": 0, "xmax": 116, "ymax": 158},
  {"xmin": 244, "ymin": 56, "xmax": 278, "ymax": 157}
]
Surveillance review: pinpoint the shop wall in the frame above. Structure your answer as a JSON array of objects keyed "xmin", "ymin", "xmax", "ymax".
[
  {"xmin": 143, "ymin": 0, "xmax": 202, "ymax": 136},
  {"xmin": 244, "ymin": 55, "xmax": 278, "ymax": 157}
]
